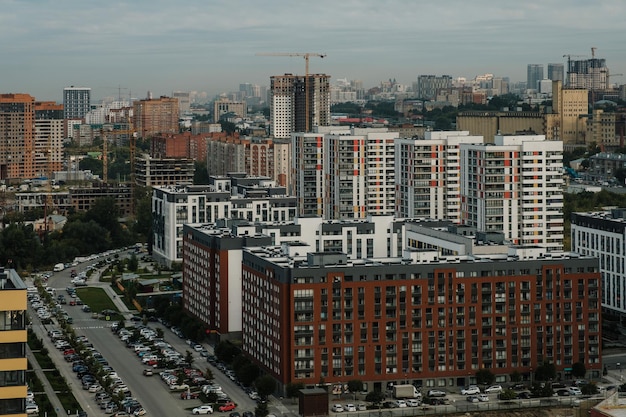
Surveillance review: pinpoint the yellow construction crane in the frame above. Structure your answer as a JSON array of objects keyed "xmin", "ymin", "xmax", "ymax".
[{"xmin": 256, "ymin": 52, "xmax": 326, "ymax": 132}]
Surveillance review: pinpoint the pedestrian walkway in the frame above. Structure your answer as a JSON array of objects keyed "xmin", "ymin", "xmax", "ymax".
[{"xmin": 26, "ymin": 339, "xmax": 66, "ymax": 416}]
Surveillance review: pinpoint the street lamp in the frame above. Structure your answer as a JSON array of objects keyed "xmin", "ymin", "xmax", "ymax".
[
  {"xmin": 618, "ymin": 362, "xmax": 622, "ymax": 381},
  {"xmin": 530, "ymin": 367, "xmax": 533, "ymax": 386}
]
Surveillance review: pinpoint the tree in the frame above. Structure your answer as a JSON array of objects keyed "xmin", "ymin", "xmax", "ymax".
[
  {"xmin": 530, "ymin": 382, "xmax": 553, "ymax": 398},
  {"xmin": 498, "ymin": 389, "xmax": 517, "ymax": 400},
  {"xmin": 475, "ymin": 369, "xmax": 495, "ymax": 386},
  {"xmin": 204, "ymin": 367, "xmax": 214, "ymax": 382},
  {"xmin": 128, "ymin": 254, "xmax": 139, "ymax": 272},
  {"xmin": 285, "ymin": 382, "xmax": 305, "ymax": 404},
  {"xmin": 254, "ymin": 375, "xmax": 276, "ymax": 399},
  {"xmin": 581, "ymin": 383, "xmax": 598, "ymax": 395},
  {"xmin": 572, "ymin": 362, "xmax": 587, "ymax": 379},
  {"xmin": 254, "ymin": 402, "xmax": 268, "ymax": 417},
  {"xmin": 534, "ymin": 362, "xmax": 557, "ymax": 382},
  {"xmin": 185, "ymin": 350, "xmax": 194, "ymax": 366},
  {"xmin": 347, "ymin": 380, "xmax": 364, "ymax": 399},
  {"xmin": 365, "ymin": 391, "xmax": 385, "ymax": 405}
]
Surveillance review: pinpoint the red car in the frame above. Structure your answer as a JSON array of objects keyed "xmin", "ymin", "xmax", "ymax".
[
  {"xmin": 63, "ymin": 349, "xmax": 75, "ymax": 356},
  {"xmin": 219, "ymin": 403, "xmax": 236, "ymax": 412},
  {"xmin": 180, "ymin": 392, "xmax": 200, "ymax": 400}
]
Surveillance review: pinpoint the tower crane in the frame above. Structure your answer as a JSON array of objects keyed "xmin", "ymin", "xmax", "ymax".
[{"xmin": 256, "ymin": 52, "xmax": 326, "ymax": 132}]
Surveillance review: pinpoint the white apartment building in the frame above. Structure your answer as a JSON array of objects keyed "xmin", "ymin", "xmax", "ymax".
[
  {"xmin": 152, "ymin": 176, "xmax": 297, "ymax": 266},
  {"xmin": 571, "ymin": 209, "xmax": 626, "ymax": 317},
  {"xmin": 460, "ymin": 134, "xmax": 564, "ymax": 251},
  {"xmin": 395, "ymin": 131, "xmax": 484, "ymax": 222},
  {"xmin": 292, "ymin": 126, "xmax": 398, "ymax": 219}
]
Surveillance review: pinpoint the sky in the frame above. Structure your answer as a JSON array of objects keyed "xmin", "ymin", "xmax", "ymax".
[{"xmin": 1, "ymin": 0, "xmax": 625, "ymax": 103}]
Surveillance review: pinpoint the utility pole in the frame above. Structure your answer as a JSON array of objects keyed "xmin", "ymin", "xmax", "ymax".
[{"xmin": 256, "ymin": 52, "xmax": 326, "ymax": 132}]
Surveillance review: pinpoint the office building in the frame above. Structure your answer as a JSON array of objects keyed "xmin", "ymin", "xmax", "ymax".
[
  {"xmin": 152, "ymin": 176, "xmax": 297, "ymax": 266},
  {"xmin": 241, "ymin": 243, "xmax": 600, "ymax": 391},
  {"xmin": 416, "ymin": 75, "xmax": 453, "ymax": 100},
  {"xmin": 213, "ymin": 98, "xmax": 247, "ymax": 123},
  {"xmin": 546, "ymin": 80, "xmax": 589, "ymax": 144},
  {"xmin": 460, "ymin": 134, "xmax": 564, "ymax": 251},
  {"xmin": 172, "ymin": 91, "xmax": 191, "ymax": 116},
  {"xmin": 270, "ymin": 74, "xmax": 331, "ymax": 139},
  {"xmin": 527, "ymin": 64, "xmax": 544, "ymax": 91},
  {"xmin": 548, "ymin": 63, "xmax": 564, "ymax": 83},
  {"xmin": 0, "ymin": 94, "xmax": 36, "ymax": 181},
  {"xmin": 395, "ymin": 131, "xmax": 484, "ymax": 222},
  {"xmin": 0, "ymin": 268, "xmax": 28, "ymax": 416},
  {"xmin": 571, "ymin": 209, "xmax": 626, "ymax": 320},
  {"xmin": 63, "ymin": 86, "xmax": 91, "ymax": 120},
  {"xmin": 132, "ymin": 96, "xmax": 179, "ymax": 139}
]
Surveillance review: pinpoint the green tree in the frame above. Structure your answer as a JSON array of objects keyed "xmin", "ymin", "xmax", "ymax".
[
  {"xmin": 347, "ymin": 380, "xmax": 364, "ymax": 399},
  {"xmin": 475, "ymin": 369, "xmax": 495, "ymax": 386},
  {"xmin": 286, "ymin": 382, "xmax": 305, "ymax": 402},
  {"xmin": 534, "ymin": 361, "xmax": 557, "ymax": 382},
  {"xmin": 185, "ymin": 350, "xmax": 194, "ymax": 366},
  {"xmin": 581, "ymin": 383, "xmax": 598, "ymax": 395},
  {"xmin": 365, "ymin": 391, "xmax": 385, "ymax": 405},
  {"xmin": 498, "ymin": 388, "xmax": 517, "ymax": 400},
  {"xmin": 572, "ymin": 362, "xmax": 586, "ymax": 378},
  {"xmin": 254, "ymin": 402, "xmax": 268, "ymax": 417},
  {"xmin": 128, "ymin": 253, "xmax": 139, "ymax": 272},
  {"xmin": 254, "ymin": 375, "xmax": 276, "ymax": 399},
  {"xmin": 530, "ymin": 382, "xmax": 553, "ymax": 398}
]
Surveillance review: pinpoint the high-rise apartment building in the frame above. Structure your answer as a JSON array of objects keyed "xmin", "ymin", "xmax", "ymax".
[
  {"xmin": 547, "ymin": 63, "xmax": 564, "ymax": 83},
  {"xmin": 571, "ymin": 208, "xmax": 626, "ymax": 320},
  {"xmin": 34, "ymin": 101, "xmax": 64, "ymax": 178},
  {"xmin": 526, "ymin": 64, "xmax": 544, "ymax": 91},
  {"xmin": 0, "ymin": 94, "xmax": 36, "ymax": 180},
  {"xmin": 567, "ymin": 58, "xmax": 608, "ymax": 91},
  {"xmin": 132, "ymin": 96, "xmax": 179, "ymax": 139},
  {"xmin": 292, "ymin": 127, "xmax": 397, "ymax": 219},
  {"xmin": 416, "ymin": 75, "xmax": 452, "ymax": 100},
  {"xmin": 63, "ymin": 86, "xmax": 91, "ymax": 120},
  {"xmin": 0, "ymin": 268, "xmax": 28, "ymax": 416},
  {"xmin": 395, "ymin": 131, "xmax": 484, "ymax": 222},
  {"xmin": 460, "ymin": 134, "xmax": 563, "ymax": 251},
  {"xmin": 270, "ymin": 74, "xmax": 330, "ymax": 139}
]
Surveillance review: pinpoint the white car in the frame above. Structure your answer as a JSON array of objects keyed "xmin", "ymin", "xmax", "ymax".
[
  {"xmin": 485, "ymin": 385, "xmax": 503, "ymax": 394},
  {"xmin": 461, "ymin": 385, "xmax": 480, "ymax": 395},
  {"xmin": 406, "ymin": 399, "xmax": 420, "ymax": 407},
  {"xmin": 26, "ymin": 404, "xmax": 39, "ymax": 415},
  {"xmin": 396, "ymin": 400, "xmax": 407, "ymax": 408},
  {"xmin": 568, "ymin": 386, "xmax": 582, "ymax": 396},
  {"xmin": 331, "ymin": 404, "xmax": 344, "ymax": 412},
  {"xmin": 344, "ymin": 404, "xmax": 356, "ymax": 412},
  {"xmin": 192, "ymin": 405, "xmax": 213, "ymax": 415},
  {"xmin": 477, "ymin": 394, "xmax": 489, "ymax": 402}
]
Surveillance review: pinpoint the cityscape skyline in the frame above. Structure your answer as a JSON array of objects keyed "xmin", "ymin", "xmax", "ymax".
[{"xmin": 2, "ymin": 0, "xmax": 625, "ymax": 103}]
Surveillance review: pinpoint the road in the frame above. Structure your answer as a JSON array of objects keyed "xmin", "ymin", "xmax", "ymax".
[{"xmin": 34, "ymin": 251, "xmax": 260, "ymax": 417}]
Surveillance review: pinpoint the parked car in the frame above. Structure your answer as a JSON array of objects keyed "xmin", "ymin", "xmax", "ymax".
[
  {"xmin": 26, "ymin": 404, "xmax": 39, "ymax": 415},
  {"xmin": 331, "ymin": 404, "xmax": 344, "ymax": 412},
  {"xmin": 405, "ymin": 399, "xmax": 420, "ymax": 407},
  {"xmin": 466, "ymin": 395, "xmax": 479, "ymax": 403},
  {"xmin": 192, "ymin": 405, "xmax": 214, "ymax": 415},
  {"xmin": 461, "ymin": 385, "xmax": 480, "ymax": 395},
  {"xmin": 219, "ymin": 403, "xmax": 236, "ymax": 412},
  {"xmin": 568, "ymin": 387, "xmax": 582, "ymax": 396},
  {"xmin": 357, "ymin": 404, "xmax": 367, "ymax": 411},
  {"xmin": 142, "ymin": 369, "xmax": 153, "ymax": 376},
  {"xmin": 344, "ymin": 404, "xmax": 356, "ymax": 412},
  {"xmin": 485, "ymin": 385, "xmax": 503, "ymax": 394},
  {"xmin": 427, "ymin": 389, "xmax": 446, "ymax": 397},
  {"xmin": 181, "ymin": 391, "xmax": 200, "ymax": 400},
  {"xmin": 477, "ymin": 394, "xmax": 489, "ymax": 402}
]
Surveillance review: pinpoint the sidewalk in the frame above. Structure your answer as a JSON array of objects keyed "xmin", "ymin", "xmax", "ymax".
[{"xmin": 26, "ymin": 344, "xmax": 66, "ymax": 416}]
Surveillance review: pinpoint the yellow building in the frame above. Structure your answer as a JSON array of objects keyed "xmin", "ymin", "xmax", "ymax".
[
  {"xmin": 549, "ymin": 80, "xmax": 589, "ymax": 145},
  {"xmin": 456, "ymin": 111, "xmax": 545, "ymax": 141},
  {"xmin": 0, "ymin": 268, "xmax": 27, "ymax": 417}
]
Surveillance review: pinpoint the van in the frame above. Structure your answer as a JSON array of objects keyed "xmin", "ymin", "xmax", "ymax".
[{"xmin": 54, "ymin": 263, "xmax": 65, "ymax": 272}]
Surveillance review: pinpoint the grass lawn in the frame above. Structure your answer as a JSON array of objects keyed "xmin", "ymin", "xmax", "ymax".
[{"xmin": 75, "ymin": 287, "xmax": 119, "ymax": 314}]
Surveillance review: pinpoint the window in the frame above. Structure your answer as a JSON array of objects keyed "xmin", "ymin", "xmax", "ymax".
[
  {"xmin": 0, "ymin": 370, "xmax": 24, "ymax": 386},
  {"xmin": 0, "ymin": 342, "xmax": 24, "ymax": 359},
  {"xmin": 0, "ymin": 311, "xmax": 25, "ymax": 331}
]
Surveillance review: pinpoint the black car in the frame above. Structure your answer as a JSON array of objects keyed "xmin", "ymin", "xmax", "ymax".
[
  {"xmin": 516, "ymin": 391, "xmax": 531, "ymax": 399},
  {"xmin": 382, "ymin": 401, "xmax": 397, "ymax": 409},
  {"xmin": 510, "ymin": 383, "xmax": 527, "ymax": 391}
]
